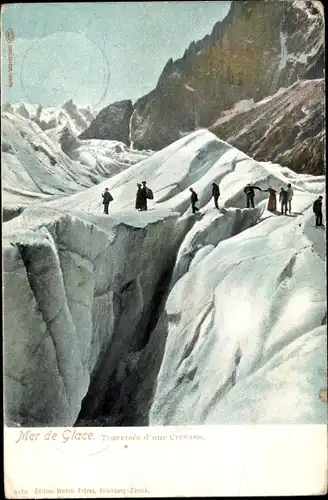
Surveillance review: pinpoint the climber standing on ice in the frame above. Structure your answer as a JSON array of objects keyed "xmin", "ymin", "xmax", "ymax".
[
  {"xmin": 135, "ymin": 183, "xmax": 143, "ymax": 211},
  {"xmin": 190, "ymin": 187, "xmax": 199, "ymax": 214},
  {"xmin": 212, "ymin": 182, "xmax": 220, "ymax": 209},
  {"xmin": 313, "ymin": 195, "xmax": 324, "ymax": 227},
  {"xmin": 140, "ymin": 180, "xmax": 154, "ymax": 211},
  {"xmin": 139, "ymin": 181, "xmax": 148, "ymax": 211},
  {"xmin": 102, "ymin": 187, "xmax": 113, "ymax": 214},
  {"xmin": 244, "ymin": 182, "xmax": 261, "ymax": 208},
  {"xmin": 279, "ymin": 187, "xmax": 288, "ymax": 215},
  {"xmin": 287, "ymin": 183, "xmax": 294, "ymax": 213}
]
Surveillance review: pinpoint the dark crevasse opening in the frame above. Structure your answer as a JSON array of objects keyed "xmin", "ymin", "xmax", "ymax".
[
  {"xmin": 74, "ymin": 256, "xmax": 177, "ymax": 427},
  {"xmin": 134, "ymin": 262, "xmax": 175, "ymax": 351},
  {"xmin": 74, "ymin": 209, "xmax": 266, "ymax": 427}
]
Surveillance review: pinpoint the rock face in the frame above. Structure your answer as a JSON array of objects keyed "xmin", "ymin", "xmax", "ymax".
[
  {"xmin": 129, "ymin": 0, "xmax": 324, "ymax": 153},
  {"xmin": 210, "ymin": 79, "xmax": 325, "ymax": 175},
  {"xmin": 79, "ymin": 100, "xmax": 133, "ymax": 144},
  {"xmin": 86, "ymin": 0, "xmax": 324, "ymax": 173}
]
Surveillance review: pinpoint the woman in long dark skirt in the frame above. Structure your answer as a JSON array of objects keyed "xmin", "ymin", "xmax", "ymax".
[{"xmin": 263, "ymin": 186, "xmax": 277, "ymax": 212}]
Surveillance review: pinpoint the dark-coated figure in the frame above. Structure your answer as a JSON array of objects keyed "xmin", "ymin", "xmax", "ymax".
[
  {"xmin": 244, "ymin": 183, "xmax": 262, "ymax": 208},
  {"xmin": 190, "ymin": 187, "xmax": 199, "ymax": 214},
  {"xmin": 135, "ymin": 183, "xmax": 144, "ymax": 210},
  {"xmin": 279, "ymin": 187, "xmax": 288, "ymax": 215},
  {"xmin": 212, "ymin": 182, "xmax": 220, "ymax": 209},
  {"xmin": 313, "ymin": 195, "xmax": 324, "ymax": 227},
  {"xmin": 140, "ymin": 181, "xmax": 148, "ymax": 211},
  {"xmin": 102, "ymin": 188, "xmax": 113, "ymax": 214}
]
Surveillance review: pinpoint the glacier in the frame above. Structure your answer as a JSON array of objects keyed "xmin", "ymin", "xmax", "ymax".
[
  {"xmin": 2, "ymin": 118, "xmax": 326, "ymax": 427},
  {"xmin": 2, "ymin": 99, "xmax": 95, "ymax": 136},
  {"xmin": 2, "ymin": 111, "xmax": 152, "ymax": 219}
]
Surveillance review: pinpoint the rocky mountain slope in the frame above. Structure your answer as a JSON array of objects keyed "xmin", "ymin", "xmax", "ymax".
[
  {"xmin": 210, "ymin": 78, "xmax": 324, "ymax": 175},
  {"xmin": 79, "ymin": 100, "xmax": 133, "ymax": 144},
  {"xmin": 3, "ymin": 127, "xmax": 326, "ymax": 427},
  {"xmin": 80, "ymin": 0, "xmax": 325, "ymax": 174}
]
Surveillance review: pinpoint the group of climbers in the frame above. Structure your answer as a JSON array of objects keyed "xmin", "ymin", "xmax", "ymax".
[
  {"xmin": 101, "ymin": 181, "xmax": 153, "ymax": 213},
  {"xmin": 135, "ymin": 181, "xmax": 154, "ymax": 211},
  {"xmin": 189, "ymin": 183, "xmax": 220, "ymax": 214},
  {"xmin": 101, "ymin": 181, "xmax": 324, "ymax": 228},
  {"xmin": 242, "ymin": 182, "xmax": 324, "ymax": 226},
  {"xmin": 244, "ymin": 182, "xmax": 294, "ymax": 214}
]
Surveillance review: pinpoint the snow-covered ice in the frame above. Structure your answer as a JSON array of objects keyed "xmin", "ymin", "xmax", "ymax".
[
  {"xmin": 2, "ymin": 99, "xmax": 95, "ymax": 136},
  {"xmin": 2, "ymin": 120, "xmax": 326, "ymax": 426},
  {"xmin": 2, "ymin": 112, "xmax": 152, "ymax": 214},
  {"xmin": 148, "ymin": 214, "xmax": 326, "ymax": 425}
]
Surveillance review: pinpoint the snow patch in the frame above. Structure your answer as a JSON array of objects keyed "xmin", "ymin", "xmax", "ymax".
[{"xmin": 278, "ymin": 31, "xmax": 289, "ymax": 71}]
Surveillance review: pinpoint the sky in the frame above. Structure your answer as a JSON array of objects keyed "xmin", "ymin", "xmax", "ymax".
[{"xmin": 1, "ymin": 2, "xmax": 231, "ymax": 111}]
